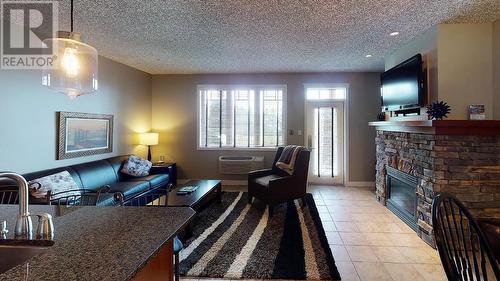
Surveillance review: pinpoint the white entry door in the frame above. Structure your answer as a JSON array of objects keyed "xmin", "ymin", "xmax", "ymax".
[{"xmin": 305, "ymin": 101, "xmax": 344, "ymax": 185}]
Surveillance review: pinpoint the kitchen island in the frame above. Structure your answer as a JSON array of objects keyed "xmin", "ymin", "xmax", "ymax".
[{"xmin": 0, "ymin": 205, "xmax": 195, "ymax": 281}]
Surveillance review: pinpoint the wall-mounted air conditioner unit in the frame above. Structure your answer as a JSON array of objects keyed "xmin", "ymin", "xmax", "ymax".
[{"xmin": 218, "ymin": 156, "xmax": 265, "ymax": 174}]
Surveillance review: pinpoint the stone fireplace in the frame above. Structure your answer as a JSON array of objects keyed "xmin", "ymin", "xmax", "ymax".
[{"xmin": 370, "ymin": 120, "xmax": 500, "ymax": 247}]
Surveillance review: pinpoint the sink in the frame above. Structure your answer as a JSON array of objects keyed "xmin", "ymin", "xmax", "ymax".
[{"xmin": 0, "ymin": 245, "xmax": 51, "ymax": 274}]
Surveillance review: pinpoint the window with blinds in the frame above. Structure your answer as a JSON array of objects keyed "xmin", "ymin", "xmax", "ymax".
[{"xmin": 198, "ymin": 85, "xmax": 286, "ymax": 149}]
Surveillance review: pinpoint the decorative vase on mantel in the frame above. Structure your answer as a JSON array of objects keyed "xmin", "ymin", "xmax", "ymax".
[{"xmin": 426, "ymin": 101, "xmax": 451, "ymax": 120}]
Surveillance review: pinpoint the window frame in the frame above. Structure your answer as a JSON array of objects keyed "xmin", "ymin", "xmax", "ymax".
[
  {"xmin": 303, "ymin": 83, "xmax": 350, "ymax": 185},
  {"xmin": 304, "ymin": 83, "xmax": 349, "ymax": 101},
  {"xmin": 196, "ymin": 84, "xmax": 287, "ymax": 151}
]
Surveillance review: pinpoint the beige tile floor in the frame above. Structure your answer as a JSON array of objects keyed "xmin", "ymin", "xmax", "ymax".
[{"xmin": 181, "ymin": 185, "xmax": 447, "ymax": 281}]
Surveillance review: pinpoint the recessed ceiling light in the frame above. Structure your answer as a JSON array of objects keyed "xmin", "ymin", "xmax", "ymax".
[
  {"xmin": 389, "ymin": 31, "xmax": 400, "ymax": 36},
  {"xmin": 365, "ymin": 54, "xmax": 373, "ymax": 58}
]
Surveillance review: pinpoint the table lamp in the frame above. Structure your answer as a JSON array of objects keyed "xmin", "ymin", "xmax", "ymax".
[{"xmin": 138, "ymin": 132, "xmax": 159, "ymax": 161}]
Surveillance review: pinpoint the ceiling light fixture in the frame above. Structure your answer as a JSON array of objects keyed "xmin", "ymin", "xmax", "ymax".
[
  {"xmin": 365, "ymin": 54, "xmax": 373, "ymax": 58},
  {"xmin": 389, "ymin": 31, "xmax": 400, "ymax": 36},
  {"xmin": 42, "ymin": 0, "xmax": 98, "ymax": 99}
]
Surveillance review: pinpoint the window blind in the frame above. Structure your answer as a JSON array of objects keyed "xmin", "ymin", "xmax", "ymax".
[{"xmin": 199, "ymin": 85, "xmax": 285, "ymax": 149}]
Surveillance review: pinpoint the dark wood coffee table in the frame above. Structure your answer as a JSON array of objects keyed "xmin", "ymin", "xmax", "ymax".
[{"xmin": 166, "ymin": 179, "xmax": 222, "ymax": 210}]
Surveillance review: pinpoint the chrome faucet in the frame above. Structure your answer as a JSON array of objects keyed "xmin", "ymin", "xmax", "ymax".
[{"xmin": 0, "ymin": 172, "xmax": 54, "ymax": 240}]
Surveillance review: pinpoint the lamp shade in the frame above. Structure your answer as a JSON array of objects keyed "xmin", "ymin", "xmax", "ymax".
[
  {"xmin": 42, "ymin": 33, "xmax": 98, "ymax": 99},
  {"xmin": 139, "ymin": 133, "xmax": 159, "ymax": 146}
]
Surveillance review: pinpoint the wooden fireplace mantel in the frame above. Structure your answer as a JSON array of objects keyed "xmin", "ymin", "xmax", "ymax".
[{"xmin": 368, "ymin": 120, "xmax": 500, "ymax": 135}]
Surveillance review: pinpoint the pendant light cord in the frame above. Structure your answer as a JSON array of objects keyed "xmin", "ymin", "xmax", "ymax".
[{"xmin": 70, "ymin": 0, "xmax": 74, "ymax": 32}]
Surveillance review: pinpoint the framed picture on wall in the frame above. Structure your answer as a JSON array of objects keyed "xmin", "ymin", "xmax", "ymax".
[{"xmin": 57, "ymin": 111, "xmax": 114, "ymax": 160}]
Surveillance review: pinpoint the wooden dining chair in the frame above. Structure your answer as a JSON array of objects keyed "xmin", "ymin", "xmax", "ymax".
[
  {"xmin": 432, "ymin": 193, "xmax": 500, "ymax": 281},
  {"xmin": 48, "ymin": 189, "xmax": 103, "ymax": 206}
]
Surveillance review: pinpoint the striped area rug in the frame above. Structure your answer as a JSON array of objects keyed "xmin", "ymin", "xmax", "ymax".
[{"xmin": 179, "ymin": 192, "xmax": 341, "ymax": 280}]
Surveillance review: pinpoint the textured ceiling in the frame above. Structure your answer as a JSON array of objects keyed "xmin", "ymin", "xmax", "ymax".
[{"xmin": 55, "ymin": 0, "xmax": 500, "ymax": 74}]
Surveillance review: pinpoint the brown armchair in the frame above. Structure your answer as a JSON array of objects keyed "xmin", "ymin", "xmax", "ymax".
[{"xmin": 248, "ymin": 147, "xmax": 311, "ymax": 216}]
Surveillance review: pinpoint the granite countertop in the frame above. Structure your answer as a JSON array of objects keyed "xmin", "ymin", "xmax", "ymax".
[{"xmin": 0, "ymin": 205, "xmax": 195, "ymax": 281}]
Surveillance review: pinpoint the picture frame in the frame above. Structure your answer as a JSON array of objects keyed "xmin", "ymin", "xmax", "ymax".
[
  {"xmin": 468, "ymin": 104, "xmax": 485, "ymax": 120},
  {"xmin": 57, "ymin": 111, "xmax": 114, "ymax": 160}
]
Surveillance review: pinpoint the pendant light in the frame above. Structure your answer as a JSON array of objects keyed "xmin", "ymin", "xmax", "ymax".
[{"xmin": 42, "ymin": 0, "xmax": 98, "ymax": 99}]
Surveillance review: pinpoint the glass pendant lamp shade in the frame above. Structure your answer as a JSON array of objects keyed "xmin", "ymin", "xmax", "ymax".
[{"xmin": 42, "ymin": 32, "xmax": 98, "ymax": 99}]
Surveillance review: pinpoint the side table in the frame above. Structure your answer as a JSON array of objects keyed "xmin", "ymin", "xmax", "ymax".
[{"xmin": 150, "ymin": 162, "xmax": 177, "ymax": 186}]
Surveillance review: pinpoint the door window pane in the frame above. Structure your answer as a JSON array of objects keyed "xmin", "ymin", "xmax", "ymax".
[
  {"xmin": 312, "ymin": 106, "xmax": 338, "ymax": 177},
  {"xmin": 318, "ymin": 107, "xmax": 334, "ymax": 177},
  {"xmin": 306, "ymin": 87, "xmax": 346, "ymax": 100}
]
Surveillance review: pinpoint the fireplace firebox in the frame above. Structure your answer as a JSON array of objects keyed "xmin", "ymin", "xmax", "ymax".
[{"xmin": 386, "ymin": 166, "xmax": 418, "ymax": 231}]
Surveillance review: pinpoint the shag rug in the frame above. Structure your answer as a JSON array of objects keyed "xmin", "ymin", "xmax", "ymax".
[{"xmin": 179, "ymin": 192, "xmax": 341, "ymax": 280}]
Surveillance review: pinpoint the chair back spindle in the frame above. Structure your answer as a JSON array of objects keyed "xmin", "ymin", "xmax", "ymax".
[
  {"xmin": 49, "ymin": 189, "xmax": 103, "ymax": 207},
  {"xmin": 0, "ymin": 189, "xmax": 19, "ymax": 204},
  {"xmin": 119, "ymin": 190, "xmax": 168, "ymax": 207}
]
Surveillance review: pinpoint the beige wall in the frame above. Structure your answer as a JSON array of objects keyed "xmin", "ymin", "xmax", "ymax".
[
  {"xmin": 152, "ymin": 73, "xmax": 381, "ymax": 183},
  {"xmin": 0, "ymin": 57, "xmax": 152, "ymax": 173},
  {"xmin": 494, "ymin": 20, "xmax": 500, "ymax": 120},
  {"xmin": 385, "ymin": 26, "xmax": 437, "ymax": 70},
  {"xmin": 385, "ymin": 27, "xmax": 438, "ymax": 106},
  {"xmin": 438, "ymin": 23, "xmax": 494, "ymax": 120},
  {"xmin": 385, "ymin": 23, "xmax": 497, "ymax": 120}
]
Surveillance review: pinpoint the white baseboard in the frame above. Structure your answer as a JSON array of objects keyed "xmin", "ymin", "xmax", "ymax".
[
  {"xmin": 344, "ymin": 181, "xmax": 375, "ymax": 187},
  {"xmin": 177, "ymin": 179, "xmax": 248, "ymax": 186}
]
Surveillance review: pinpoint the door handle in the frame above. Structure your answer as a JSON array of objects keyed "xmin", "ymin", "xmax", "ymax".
[{"xmin": 307, "ymin": 135, "xmax": 313, "ymax": 149}]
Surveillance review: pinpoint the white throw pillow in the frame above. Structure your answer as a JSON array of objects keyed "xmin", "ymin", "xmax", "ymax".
[
  {"xmin": 121, "ymin": 155, "xmax": 152, "ymax": 177},
  {"xmin": 28, "ymin": 171, "xmax": 81, "ymax": 200}
]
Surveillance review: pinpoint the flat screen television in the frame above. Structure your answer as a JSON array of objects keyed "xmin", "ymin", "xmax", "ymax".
[{"xmin": 381, "ymin": 54, "xmax": 424, "ymax": 112}]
